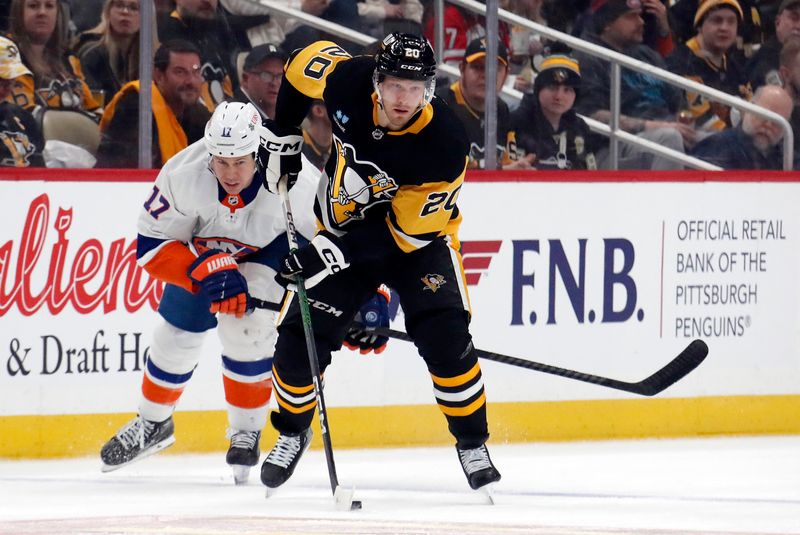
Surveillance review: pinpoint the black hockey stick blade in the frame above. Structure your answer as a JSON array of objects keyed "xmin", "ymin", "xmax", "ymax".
[{"xmin": 365, "ymin": 325, "xmax": 708, "ymax": 397}]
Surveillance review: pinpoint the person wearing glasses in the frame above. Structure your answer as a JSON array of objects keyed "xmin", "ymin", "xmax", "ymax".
[
  {"xmin": 231, "ymin": 43, "xmax": 287, "ymax": 120},
  {"xmin": 95, "ymin": 39, "xmax": 211, "ymax": 168},
  {"xmin": 75, "ymin": 0, "xmax": 157, "ymax": 105}
]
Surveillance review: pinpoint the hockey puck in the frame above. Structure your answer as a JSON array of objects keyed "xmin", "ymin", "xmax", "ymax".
[{"xmin": 351, "ymin": 500, "xmax": 362, "ymax": 510}]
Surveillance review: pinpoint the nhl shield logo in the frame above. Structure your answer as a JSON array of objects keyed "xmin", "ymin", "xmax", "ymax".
[
  {"xmin": 372, "ymin": 128, "xmax": 384, "ymax": 140},
  {"xmin": 421, "ymin": 273, "xmax": 446, "ymax": 292}
]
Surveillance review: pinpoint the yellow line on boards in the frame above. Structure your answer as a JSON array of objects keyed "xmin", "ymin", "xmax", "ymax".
[{"xmin": 2, "ymin": 395, "xmax": 799, "ymax": 459}]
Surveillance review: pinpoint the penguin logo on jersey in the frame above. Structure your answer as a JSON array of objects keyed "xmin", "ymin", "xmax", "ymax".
[
  {"xmin": 421, "ymin": 274, "xmax": 446, "ymax": 293},
  {"xmin": 0, "ymin": 130, "xmax": 35, "ymax": 167},
  {"xmin": 327, "ymin": 138, "xmax": 398, "ymax": 226}
]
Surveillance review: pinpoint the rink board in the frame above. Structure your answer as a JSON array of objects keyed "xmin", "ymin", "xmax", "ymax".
[{"xmin": 1, "ymin": 169, "xmax": 799, "ymax": 458}]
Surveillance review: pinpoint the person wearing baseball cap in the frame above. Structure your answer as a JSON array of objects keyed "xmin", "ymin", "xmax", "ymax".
[
  {"xmin": 232, "ymin": 43, "xmax": 289, "ymax": 120},
  {"xmin": 435, "ymin": 37, "xmax": 534, "ymax": 169},
  {"xmin": 745, "ymin": 0, "xmax": 800, "ymax": 88},
  {"xmin": 574, "ymin": 0, "xmax": 690, "ymax": 169},
  {"xmin": 512, "ymin": 53, "xmax": 598, "ymax": 170},
  {"xmin": 665, "ymin": 0, "xmax": 750, "ymax": 131},
  {"xmin": 0, "ymin": 36, "xmax": 44, "ymax": 167}
]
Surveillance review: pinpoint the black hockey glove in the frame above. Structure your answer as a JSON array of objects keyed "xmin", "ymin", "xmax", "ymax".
[
  {"xmin": 260, "ymin": 119, "xmax": 302, "ymax": 194},
  {"xmin": 275, "ymin": 230, "xmax": 350, "ymax": 289},
  {"xmin": 188, "ymin": 250, "xmax": 251, "ymax": 318},
  {"xmin": 344, "ymin": 285, "xmax": 390, "ymax": 355}
]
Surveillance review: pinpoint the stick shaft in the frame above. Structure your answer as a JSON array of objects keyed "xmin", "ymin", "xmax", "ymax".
[{"xmin": 277, "ymin": 178, "xmax": 340, "ymax": 494}]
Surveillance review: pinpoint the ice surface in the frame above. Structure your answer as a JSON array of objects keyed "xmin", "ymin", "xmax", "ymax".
[{"xmin": 1, "ymin": 436, "xmax": 798, "ymax": 534}]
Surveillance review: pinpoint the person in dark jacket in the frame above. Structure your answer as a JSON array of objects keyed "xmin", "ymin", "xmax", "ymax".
[
  {"xmin": 576, "ymin": 0, "xmax": 692, "ymax": 168},
  {"xmin": 512, "ymin": 53, "xmax": 598, "ymax": 169},
  {"xmin": 0, "ymin": 35, "xmax": 43, "ymax": 167},
  {"xmin": 691, "ymin": 85, "xmax": 793, "ymax": 169}
]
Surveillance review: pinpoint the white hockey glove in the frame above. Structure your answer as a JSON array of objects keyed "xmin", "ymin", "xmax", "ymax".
[
  {"xmin": 275, "ymin": 231, "xmax": 350, "ymax": 289},
  {"xmin": 260, "ymin": 119, "xmax": 303, "ymax": 194}
]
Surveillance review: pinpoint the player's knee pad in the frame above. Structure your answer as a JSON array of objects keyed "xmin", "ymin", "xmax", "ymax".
[
  {"xmin": 406, "ymin": 308, "xmax": 473, "ymax": 369},
  {"xmin": 149, "ymin": 320, "xmax": 206, "ymax": 373},
  {"xmin": 218, "ymin": 308, "xmax": 278, "ymax": 361}
]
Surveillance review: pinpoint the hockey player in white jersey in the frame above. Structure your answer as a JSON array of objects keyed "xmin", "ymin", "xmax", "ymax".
[{"xmin": 99, "ymin": 101, "xmax": 318, "ymax": 484}]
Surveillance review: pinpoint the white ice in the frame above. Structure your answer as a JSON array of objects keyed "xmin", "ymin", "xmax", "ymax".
[{"xmin": 1, "ymin": 436, "xmax": 799, "ymax": 534}]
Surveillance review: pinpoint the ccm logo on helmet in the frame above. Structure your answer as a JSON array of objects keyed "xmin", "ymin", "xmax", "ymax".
[{"xmin": 400, "ymin": 64, "xmax": 423, "ymax": 71}]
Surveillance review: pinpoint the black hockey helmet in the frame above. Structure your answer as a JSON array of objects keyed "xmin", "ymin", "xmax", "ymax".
[{"xmin": 375, "ymin": 33, "xmax": 437, "ymax": 82}]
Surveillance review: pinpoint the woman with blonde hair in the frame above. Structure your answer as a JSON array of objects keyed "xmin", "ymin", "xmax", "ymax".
[
  {"xmin": 8, "ymin": 0, "xmax": 100, "ymax": 114},
  {"xmin": 76, "ymin": 0, "xmax": 154, "ymax": 103}
]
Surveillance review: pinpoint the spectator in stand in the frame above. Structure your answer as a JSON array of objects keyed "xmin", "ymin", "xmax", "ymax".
[
  {"xmin": 666, "ymin": 0, "xmax": 751, "ymax": 132},
  {"xmin": 7, "ymin": 0, "xmax": 101, "ymax": 114},
  {"xmin": 301, "ymin": 99, "xmax": 331, "ymax": 170},
  {"xmin": 745, "ymin": 0, "xmax": 800, "ymax": 88},
  {"xmin": 669, "ymin": 0, "xmax": 764, "ymax": 59},
  {"xmin": 575, "ymin": 0, "xmax": 692, "ymax": 169},
  {"xmin": 776, "ymin": 35, "xmax": 800, "ymax": 157},
  {"xmin": 96, "ymin": 39, "xmax": 211, "ymax": 168},
  {"xmin": 512, "ymin": 54, "xmax": 598, "ymax": 169},
  {"xmin": 502, "ymin": 0, "xmax": 548, "ymax": 93},
  {"xmin": 576, "ymin": 0, "xmax": 675, "ymax": 58},
  {"xmin": 0, "ymin": 35, "xmax": 43, "ymax": 166},
  {"xmin": 423, "ymin": 3, "xmax": 510, "ymax": 68},
  {"xmin": 158, "ymin": 0, "xmax": 241, "ymax": 113},
  {"xmin": 231, "ymin": 43, "xmax": 286, "ymax": 120},
  {"xmin": 75, "ymin": 0, "xmax": 152, "ymax": 105},
  {"xmin": 690, "ymin": 84, "xmax": 793, "ymax": 168},
  {"xmin": 358, "ymin": 0, "xmax": 424, "ymax": 39},
  {"xmin": 436, "ymin": 37, "xmax": 534, "ymax": 169},
  {"xmin": 279, "ymin": 0, "xmax": 362, "ymax": 54}
]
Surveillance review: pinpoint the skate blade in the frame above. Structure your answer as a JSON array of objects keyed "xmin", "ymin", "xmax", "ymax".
[
  {"xmin": 100, "ymin": 435, "xmax": 176, "ymax": 473},
  {"xmin": 231, "ymin": 465, "xmax": 251, "ymax": 485},
  {"xmin": 478, "ymin": 482, "xmax": 496, "ymax": 505},
  {"xmin": 265, "ymin": 486, "xmax": 281, "ymax": 499}
]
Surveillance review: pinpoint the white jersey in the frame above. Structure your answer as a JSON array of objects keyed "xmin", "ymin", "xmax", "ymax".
[{"xmin": 136, "ymin": 139, "xmax": 320, "ymax": 302}]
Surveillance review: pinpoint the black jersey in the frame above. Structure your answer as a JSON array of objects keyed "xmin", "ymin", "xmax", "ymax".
[
  {"xmin": 0, "ymin": 101, "xmax": 44, "ymax": 167},
  {"xmin": 277, "ymin": 41, "xmax": 470, "ymax": 262}
]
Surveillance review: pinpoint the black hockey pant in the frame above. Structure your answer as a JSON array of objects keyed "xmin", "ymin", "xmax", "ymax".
[{"xmin": 270, "ymin": 238, "xmax": 490, "ymax": 449}]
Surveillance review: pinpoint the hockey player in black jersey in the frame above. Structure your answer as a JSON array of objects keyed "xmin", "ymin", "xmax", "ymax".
[{"xmin": 257, "ymin": 33, "xmax": 501, "ymax": 494}]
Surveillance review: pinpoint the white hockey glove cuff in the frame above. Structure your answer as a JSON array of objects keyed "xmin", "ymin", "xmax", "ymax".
[
  {"xmin": 275, "ymin": 231, "xmax": 350, "ymax": 289},
  {"xmin": 260, "ymin": 121, "xmax": 303, "ymax": 194}
]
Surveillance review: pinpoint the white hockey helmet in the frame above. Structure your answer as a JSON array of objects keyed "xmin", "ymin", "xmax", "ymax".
[{"xmin": 204, "ymin": 102, "xmax": 262, "ymax": 158}]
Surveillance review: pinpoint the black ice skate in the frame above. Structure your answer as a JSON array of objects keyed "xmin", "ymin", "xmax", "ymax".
[
  {"xmin": 100, "ymin": 415, "xmax": 175, "ymax": 472},
  {"xmin": 226, "ymin": 429, "xmax": 261, "ymax": 485},
  {"xmin": 260, "ymin": 428, "xmax": 313, "ymax": 490},
  {"xmin": 457, "ymin": 443, "xmax": 501, "ymax": 500}
]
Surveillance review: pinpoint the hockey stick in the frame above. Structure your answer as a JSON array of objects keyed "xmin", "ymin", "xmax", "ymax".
[
  {"xmin": 276, "ymin": 178, "xmax": 360, "ymax": 511},
  {"xmin": 356, "ymin": 323, "xmax": 708, "ymax": 397}
]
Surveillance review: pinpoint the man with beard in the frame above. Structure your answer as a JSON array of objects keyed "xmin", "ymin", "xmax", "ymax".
[
  {"xmin": 96, "ymin": 40, "xmax": 211, "ymax": 168},
  {"xmin": 690, "ymin": 84, "xmax": 793, "ymax": 168}
]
